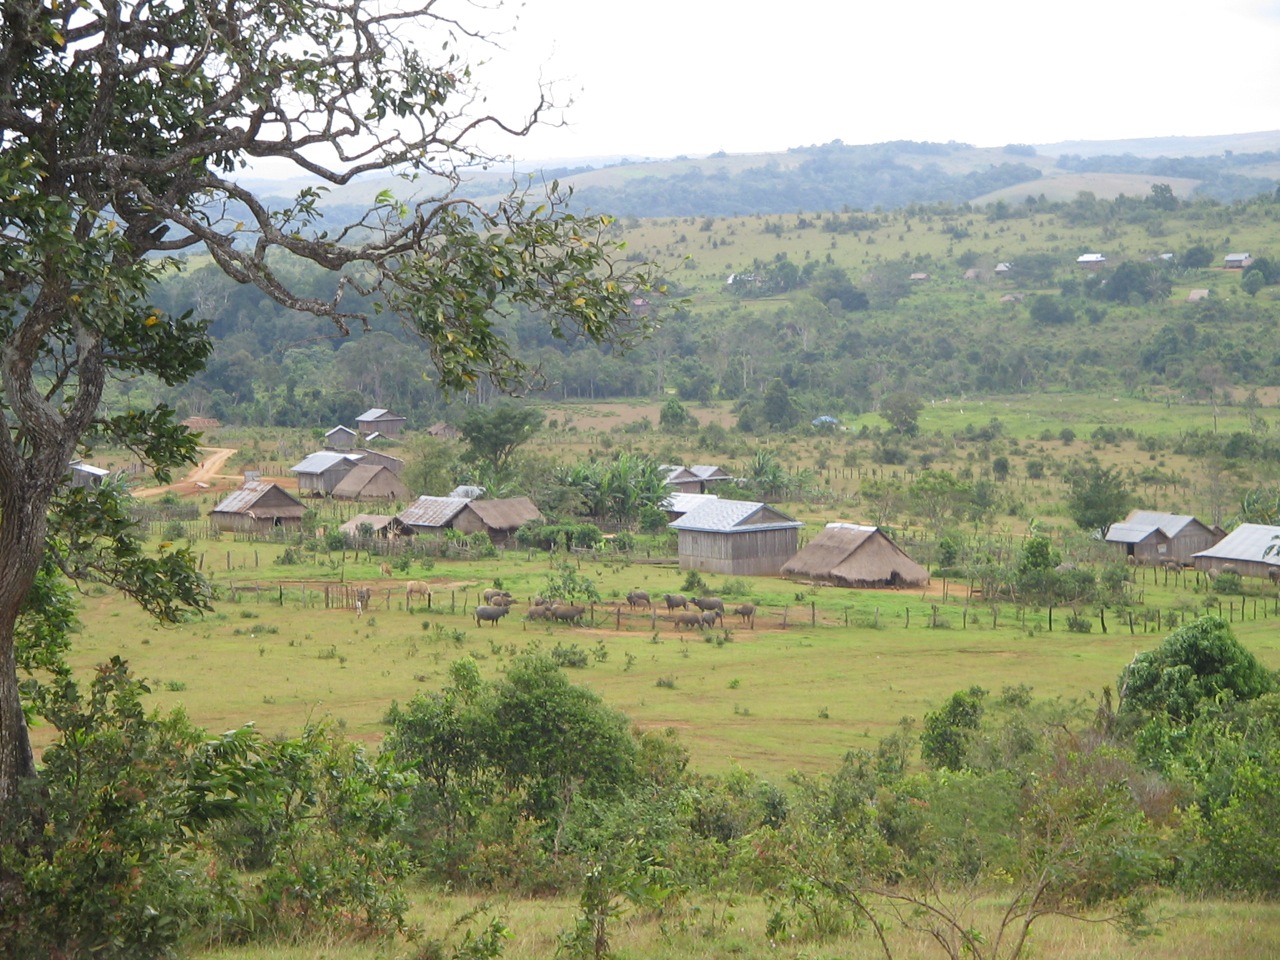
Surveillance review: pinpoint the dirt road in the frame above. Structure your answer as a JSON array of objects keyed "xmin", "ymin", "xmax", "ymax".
[{"xmin": 132, "ymin": 446, "xmax": 238, "ymax": 499}]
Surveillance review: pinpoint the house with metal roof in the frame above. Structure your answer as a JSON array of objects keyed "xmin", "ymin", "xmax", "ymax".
[
  {"xmin": 669, "ymin": 499, "xmax": 803, "ymax": 575},
  {"xmin": 67, "ymin": 459, "xmax": 110, "ymax": 489},
  {"xmin": 662, "ymin": 492, "xmax": 720, "ymax": 520},
  {"xmin": 356, "ymin": 407, "xmax": 408, "ymax": 437},
  {"xmin": 1224, "ymin": 252, "xmax": 1253, "ymax": 269},
  {"xmin": 1193, "ymin": 523, "xmax": 1280, "ymax": 580},
  {"xmin": 1105, "ymin": 510, "xmax": 1223, "ymax": 566},
  {"xmin": 1076, "ymin": 253, "xmax": 1106, "ymax": 266},
  {"xmin": 663, "ymin": 463, "xmax": 733, "ymax": 494},
  {"xmin": 395, "ymin": 495, "xmax": 472, "ymax": 533},
  {"xmin": 210, "ymin": 480, "xmax": 305, "ymax": 533},
  {"xmin": 290, "ymin": 451, "xmax": 363, "ymax": 495},
  {"xmin": 782, "ymin": 523, "xmax": 929, "ymax": 588},
  {"xmin": 324, "ymin": 425, "xmax": 357, "ymax": 450}
]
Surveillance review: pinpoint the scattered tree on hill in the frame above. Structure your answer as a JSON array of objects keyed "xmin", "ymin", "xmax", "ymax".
[
  {"xmin": 1065, "ymin": 464, "xmax": 1134, "ymax": 537},
  {"xmin": 459, "ymin": 404, "xmax": 546, "ymax": 474}
]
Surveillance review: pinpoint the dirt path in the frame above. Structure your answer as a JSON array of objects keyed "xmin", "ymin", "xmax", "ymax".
[{"xmin": 132, "ymin": 446, "xmax": 238, "ymax": 498}]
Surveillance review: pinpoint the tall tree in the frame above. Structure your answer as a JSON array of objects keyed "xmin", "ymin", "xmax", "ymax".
[
  {"xmin": 1065, "ymin": 464, "xmax": 1134, "ymax": 538},
  {"xmin": 0, "ymin": 0, "xmax": 658, "ymax": 812},
  {"xmin": 459, "ymin": 403, "xmax": 545, "ymax": 474}
]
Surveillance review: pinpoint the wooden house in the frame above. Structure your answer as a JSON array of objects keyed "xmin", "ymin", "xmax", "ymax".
[
  {"xmin": 669, "ymin": 500, "xmax": 802, "ymax": 576},
  {"xmin": 663, "ymin": 463, "xmax": 733, "ymax": 494},
  {"xmin": 1105, "ymin": 510, "xmax": 1222, "ymax": 565},
  {"xmin": 426, "ymin": 421, "xmax": 461, "ymax": 439},
  {"xmin": 324, "ymin": 425, "xmax": 357, "ymax": 450},
  {"xmin": 395, "ymin": 495, "xmax": 472, "ymax": 534},
  {"xmin": 352, "ymin": 448, "xmax": 405, "ymax": 474},
  {"xmin": 211, "ymin": 481, "xmax": 305, "ymax": 533},
  {"xmin": 1224, "ymin": 253, "xmax": 1253, "ymax": 269},
  {"xmin": 451, "ymin": 497, "xmax": 543, "ymax": 545},
  {"xmin": 67, "ymin": 459, "xmax": 109, "ymax": 489},
  {"xmin": 356, "ymin": 407, "xmax": 408, "ymax": 438},
  {"xmin": 289, "ymin": 451, "xmax": 362, "ymax": 495},
  {"xmin": 330, "ymin": 464, "xmax": 409, "ymax": 501},
  {"xmin": 781, "ymin": 523, "xmax": 929, "ymax": 588},
  {"xmin": 1193, "ymin": 523, "xmax": 1280, "ymax": 580}
]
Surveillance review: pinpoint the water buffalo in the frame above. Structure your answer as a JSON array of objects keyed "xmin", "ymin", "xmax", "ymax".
[
  {"xmin": 627, "ymin": 589, "xmax": 651, "ymax": 609},
  {"xmin": 551, "ymin": 604, "xmax": 586, "ymax": 624},
  {"xmin": 526, "ymin": 604, "xmax": 553, "ymax": 621},
  {"xmin": 692, "ymin": 596, "xmax": 725, "ymax": 614},
  {"xmin": 700, "ymin": 610, "xmax": 722, "ymax": 627},
  {"xmin": 733, "ymin": 603, "xmax": 756, "ymax": 624},
  {"xmin": 1270, "ymin": 567, "xmax": 1280, "ymax": 585},
  {"xmin": 673, "ymin": 611, "xmax": 704, "ymax": 631},
  {"xmin": 474, "ymin": 604, "xmax": 511, "ymax": 626},
  {"xmin": 664, "ymin": 593, "xmax": 689, "ymax": 612},
  {"xmin": 484, "ymin": 588, "xmax": 512, "ymax": 604}
]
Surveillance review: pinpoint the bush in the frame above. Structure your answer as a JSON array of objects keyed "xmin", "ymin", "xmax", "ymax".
[{"xmin": 1212, "ymin": 570, "xmax": 1243, "ymax": 595}]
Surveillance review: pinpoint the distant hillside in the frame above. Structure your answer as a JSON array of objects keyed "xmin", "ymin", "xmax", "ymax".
[{"xmin": 241, "ymin": 131, "xmax": 1280, "ymax": 222}]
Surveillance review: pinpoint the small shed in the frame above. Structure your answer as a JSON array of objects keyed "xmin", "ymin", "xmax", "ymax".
[
  {"xmin": 395, "ymin": 495, "xmax": 472, "ymax": 534},
  {"xmin": 1105, "ymin": 510, "xmax": 1223, "ymax": 565},
  {"xmin": 781, "ymin": 523, "xmax": 929, "ymax": 588},
  {"xmin": 290, "ymin": 451, "xmax": 362, "ymax": 495},
  {"xmin": 1224, "ymin": 253, "xmax": 1253, "ymax": 269},
  {"xmin": 1187, "ymin": 289, "xmax": 1210, "ymax": 302},
  {"xmin": 356, "ymin": 407, "xmax": 408, "ymax": 438},
  {"xmin": 1192, "ymin": 523, "xmax": 1280, "ymax": 580},
  {"xmin": 330, "ymin": 464, "xmax": 410, "ymax": 501},
  {"xmin": 452, "ymin": 497, "xmax": 543, "ymax": 545},
  {"xmin": 211, "ymin": 481, "xmax": 305, "ymax": 533},
  {"xmin": 67, "ymin": 459, "xmax": 110, "ymax": 489},
  {"xmin": 1077, "ymin": 253, "xmax": 1106, "ymax": 267},
  {"xmin": 324, "ymin": 425, "xmax": 357, "ymax": 450},
  {"xmin": 426, "ymin": 422, "xmax": 461, "ymax": 439},
  {"xmin": 669, "ymin": 499, "xmax": 803, "ymax": 576}
]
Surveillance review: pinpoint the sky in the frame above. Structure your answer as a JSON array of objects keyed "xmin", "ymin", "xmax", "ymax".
[{"xmin": 465, "ymin": 0, "xmax": 1280, "ymax": 162}]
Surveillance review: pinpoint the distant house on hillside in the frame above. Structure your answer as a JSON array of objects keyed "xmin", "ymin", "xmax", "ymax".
[
  {"xmin": 1076, "ymin": 253, "xmax": 1106, "ymax": 267},
  {"xmin": 669, "ymin": 500, "xmax": 802, "ymax": 576},
  {"xmin": 395, "ymin": 495, "xmax": 472, "ymax": 534},
  {"xmin": 324, "ymin": 425, "xmax": 357, "ymax": 450},
  {"xmin": 1224, "ymin": 252, "xmax": 1253, "ymax": 269},
  {"xmin": 1187, "ymin": 289, "xmax": 1210, "ymax": 302},
  {"xmin": 211, "ymin": 481, "xmax": 305, "ymax": 534},
  {"xmin": 1105, "ymin": 510, "xmax": 1222, "ymax": 566},
  {"xmin": 782, "ymin": 523, "xmax": 929, "ymax": 589},
  {"xmin": 356, "ymin": 407, "xmax": 408, "ymax": 438},
  {"xmin": 426, "ymin": 422, "xmax": 460, "ymax": 440},
  {"xmin": 664, "ymin": 464, "xmax": 733, "ymax": 494}
]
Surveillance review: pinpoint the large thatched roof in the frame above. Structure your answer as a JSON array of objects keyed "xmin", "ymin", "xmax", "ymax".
[
  {"xmin": 782, "ymin": 523, "xmax": 928, "ymax": 588},
  {"xmin": 459, "ymin": 496, "xmax": 542, "ymax": 531}
]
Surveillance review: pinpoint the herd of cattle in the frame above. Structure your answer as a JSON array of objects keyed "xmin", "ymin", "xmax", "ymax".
[{"xmin": 354, "ymin": 582, "xmax": 759, "ymax": 630}]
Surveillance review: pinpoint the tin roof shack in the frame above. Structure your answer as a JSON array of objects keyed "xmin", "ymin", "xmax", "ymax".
[
  {"xmin": 1193, "ymin": 523, "xmax": 1280, "ymax": 580},
  {"xmin": 356, "ymin": 407, "xmax": 408, "ymax": 438},
  {"xmin": 451, "ymin": 497, "xmax": 543, "ymax": 546},
  {"xmin": 324, "ymin": 425, "xmax": 357, "ymax": 450},
  {"xmin": 395, "ymin": 495, "xmax": 472, "ymax": 535},
  {"xmin": 782, "ymin": 523, "xmax": 929, "ymax": 588},
  {"xmin": 669, "ymin": 500, "xmax": 802, "ymax": 576},
  {"xmin": 290, "ymin": 451, "xmax": 362, "ymax": 496},
  {"xmin": 663, "ymin": 492, "xmax": 720, "ymax": 521},
  {"xmin": 1105, "ymin": 510, "xmax": 1223, "ymax": 565},
  {"xmin": 211, "ymin": 481, "xmax": 305, "ymax": 533},
  {"xmin": 67, "ymin": 459, "xmax": 109, "ymax": 489},
  {"xmin": 330, "ymin": 464, "xmax": 410, "ymax": 501}
]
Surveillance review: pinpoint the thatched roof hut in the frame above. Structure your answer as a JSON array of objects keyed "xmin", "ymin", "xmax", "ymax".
[
  {"xmin": 452, "ymin": 497, "xmax": 543, "ymax": 545},
  {"xmin": 782, "ymin": 523, "xmax": 929, "ymax": 588},
  {"xmin": 330, "ymin": 463, "xmax": 409, "ymax": 501}
]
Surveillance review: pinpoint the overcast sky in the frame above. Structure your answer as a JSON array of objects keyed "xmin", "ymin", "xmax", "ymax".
[{"xmin": 468, "ymin": 0, "xmax": 1280, "ymax": 162}]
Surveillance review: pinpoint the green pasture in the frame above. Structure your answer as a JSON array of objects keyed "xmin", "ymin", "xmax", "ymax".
[
  {"xmin": 193, "ymin": 889, "xmax": 1280, "ymax": 960},
  {"xmin": 47, "ymin": 538, "xmax": 1280, "ymax": 781}
]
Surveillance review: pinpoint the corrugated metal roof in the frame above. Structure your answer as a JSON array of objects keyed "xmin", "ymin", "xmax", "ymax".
[
  {"xmin": 663, "ymin": 492, "xmax": 719, "ymax": 515},
  {"xmin": 212, "ymin": 480, "xmax": 302, "ymax": 514},
  {"xmin": 1126, "ymin": 510, "xmax": 1199, "ymax": 537},
  {"xmin": 1105, "ymin": 522, "xmax": 1164, "ymax": 545},
  {"xmin": 356, "ymin": 408, "xmax": 389, "ymax": 421},
  {"xmin": 325, "ymin": 425, "xmax": 355, "ymax": 437},
  {"xmin": 290, "ymin": 451, "xmax": 362, "ymax": 474},
  {"xmin": 669, "ymin": 499, "xmax": 802, "ymax": 533},
  {"xmin": 396, "ymin": 495, "xmax": 471, "ymax": 528},
  {"xmin": 1193, "ymin": 523, "xmax": 1280, "ymax": 564},
  {"xmin": 689, "ymin": 464, "xmax": 732, "ymax": 480}
]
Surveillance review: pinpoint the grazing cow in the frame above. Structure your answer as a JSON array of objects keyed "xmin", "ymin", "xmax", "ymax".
[
  {"xmin": 550, "ymin": 604, "xmax": 586, "ymax": 624},
  {"xmin": 673, "ymin": 612, "xmax": 704, "ymax": 631},
  {"xmin": 1270, "ymin": 567, "xmax": 1280, "ymax": 586},
  {"xmin": 484, "ymin": 588, "xmax": 512, "ymax": 604},
  {"xmin": 1125, "ymin": 554, "xmax": 1138, "ymax": 567},
  {"xmin": 692, "ymin": 596, "xmax": 725, "ymax": 615},
  {"xmin": 380, "ymin": 562, "xmax": 393, "ymax": 577},
  {"xmin": 664, "ymin": 593, "xmax": 689, "ymax": 612},
  {"xmin": 526, "ymin": 604, "xmax": 553, "ymax": 621},
  {"xmin": 475, "ymin": 604, "xmax": 511, "ymax": 626},
  {"xmin": 733, "ymin": 603, "xmax": 756, "ymax": 624},
  {"xmin": 406, "ymin": 581, "xmax": 431, "ymax": 604},
  {"xmin": 700, "ymin": 610, "xmax": 722, "ymax": 628},
  {"xmin": 627, "ymin": 589, "xmax": 651, "ymax": 610}
]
